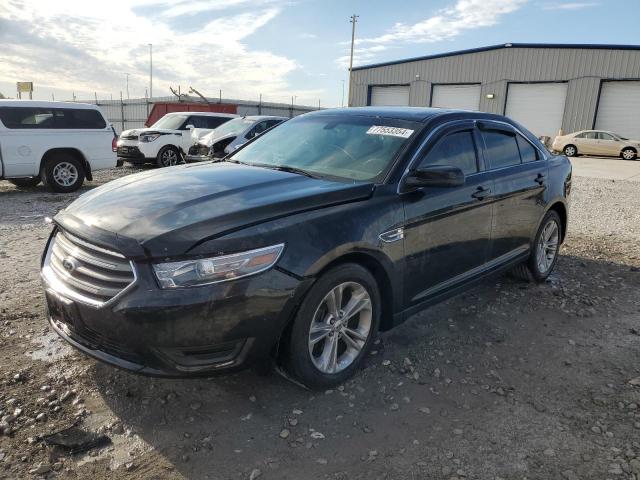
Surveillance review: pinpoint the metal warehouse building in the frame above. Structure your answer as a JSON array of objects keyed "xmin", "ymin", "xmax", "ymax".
[{"xmin": 349, "ymin": 43, "xmax": 640, "ymax": 139}]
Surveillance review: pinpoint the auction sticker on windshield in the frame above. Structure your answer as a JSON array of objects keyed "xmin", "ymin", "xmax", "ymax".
[{"xmin": 366, "ymin": 126, "xmax": 414, "ymax": 138}]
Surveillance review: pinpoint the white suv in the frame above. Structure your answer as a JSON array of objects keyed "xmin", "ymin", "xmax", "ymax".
[
  {"xmin": 116, "ymin": 112, "xmax": 238, "ymax": 167},
  {"xmin": 0, "ymin": 100, "xmax": 117, "ymax": 193}
]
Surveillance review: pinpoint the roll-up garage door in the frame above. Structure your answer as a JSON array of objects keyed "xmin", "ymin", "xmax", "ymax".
[
  {"xmin": 505, "ymin": 83, "xmax": 567, "ymax": 138},
  {"xmin": 431, "ymin": 84, "xmax": 481, "ymax": 111},
  {"xmin": 370, "ymin": 86, "xmax": 410, "ymax": 106},
  {"xmin": 595, "ymin": 81, "xmax": 640, "ymax": 139}
]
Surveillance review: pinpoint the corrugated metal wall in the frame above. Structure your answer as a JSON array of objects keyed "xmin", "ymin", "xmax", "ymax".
[
  {"xmin": 78, "ymin": 96, "xmax": 319, "ymax": 134},
  {"xmin": 350, "ymin": 46, "xmax": 640, "ymax": 133}
]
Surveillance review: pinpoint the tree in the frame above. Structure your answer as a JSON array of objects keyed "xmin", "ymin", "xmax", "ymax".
[{"xmin": 0, "ymin": 92, "xmax": 5, "ymax": 99}]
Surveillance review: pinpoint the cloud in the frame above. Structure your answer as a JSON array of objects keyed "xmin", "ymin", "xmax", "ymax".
[
  {"xmin": 0, "ymin": 0, "xmax": 319, "ymax": 103},
  {"xmin": 336, "ymin": 0, "xmax": 527, "ymax": 68},
  {"xmin": 298, "ymin": 33, "xmax": 318, "ymax": 39},
  {"xmin": 541, "ymin": 2, "xmax": 598, "ymax": 10}
]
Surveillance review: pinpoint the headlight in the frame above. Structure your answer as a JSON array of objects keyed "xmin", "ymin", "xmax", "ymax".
[
  {"xmin": 152, "ymin": 244, "xmax": 284, "ymax": 288},
  {"xmin": 140, "ymin": 133, "xmax": 161, "ymax": 142}
]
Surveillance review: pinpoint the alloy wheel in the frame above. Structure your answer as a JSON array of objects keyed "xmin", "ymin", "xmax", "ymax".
[
  {"xmin": 161, "ymin": 149, "xmax": 179, "ymax": 166},
  {"xmin": 564, "ymin": 146, "xmax": 576, "ymax": 156},
  {"xmin": 308, "ymin": 281, "xmax": 373, "ymax": 374},
  {"xmin": 622, "ymin": 149, "xmax": 636, "ymax": 160},
  {"xmin": 536, "ymin": 218, "xmax": 559, "ymax": 274},
  {"xmin": 52, "ymin": 162, "xmax": 79, "ymax": 187}
]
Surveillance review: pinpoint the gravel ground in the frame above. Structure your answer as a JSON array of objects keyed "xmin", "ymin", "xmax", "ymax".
[{"xmin": 0, "ymin": 166, "xmax": 639, "ymax": 480}]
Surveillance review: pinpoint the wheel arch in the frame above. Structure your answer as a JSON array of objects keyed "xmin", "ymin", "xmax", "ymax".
[
  {"xmin": 547, "ymin": 201, "xmax": 568, "ymax": 243},
  {"xmin": 40, "ymin": 148, "xmax": 92, "ymax": 180},
  {"xmin": 621, "ymin": 145, "xmax": 637, "ymax": 155},
  {"xmin": 311, "ymin": 251, "xmax": 396, "ymax": 332}
]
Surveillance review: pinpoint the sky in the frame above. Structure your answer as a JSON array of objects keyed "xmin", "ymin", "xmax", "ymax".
[{"xmin": 1, "ymin": 0, "xmax": 639, "ymax": 107}]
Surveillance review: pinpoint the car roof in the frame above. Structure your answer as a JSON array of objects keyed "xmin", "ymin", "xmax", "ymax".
[
  {"xmin": 304, "ymin": 106, "xmax": 516, "ymax": 124},
  {"xmin": 166, "ymin": 111, "xmax": 238, "ymax": 118},
  {"xmin": 242, "ymin": 115, "xmax": 288, "ymax": 121},
  {"xmin": 573, "ymin": 129, "xmax": 615, "ymax": 135},
  {"xmin": 0, "ymin": 99, "xmax": 100, "ymax": 110}
]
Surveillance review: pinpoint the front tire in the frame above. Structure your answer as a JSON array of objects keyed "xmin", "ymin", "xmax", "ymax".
[
  {"xmin": 156, "ymin": 146, "xmax": 181, "ymax": 167},
  {"xmin": 9, "ymin": 177, "xmax": 41, "ymax": 188},
  {"xmin": 563, "ymin": 145, "xmax": 577, "ymax": 157},
  {"xmin": 42, "ymin": 154, "xmax": 85, "ymax": 193},
  {"xmin": 621, "ymin": 148, "xmax": 637, "ymax": 160},
  {"xmin": 284, "ymin": 263, "xmax": 381, "ymax": 390}
]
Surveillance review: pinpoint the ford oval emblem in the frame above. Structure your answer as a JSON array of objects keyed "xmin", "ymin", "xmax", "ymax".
[{"xmin": 62, "ymin": 257, "xmax": 77, "ymax": 272}]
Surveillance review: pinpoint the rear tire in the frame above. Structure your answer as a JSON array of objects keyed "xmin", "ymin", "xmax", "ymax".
[
  {"xmin": 516, "ymin": 211, "xmax": 562, "ymax": 283},
  {"xmin": 9, "ymin": 177, "xmax": 41, "ymax": 189},
  {"xmin": 563, "ymin": 145, "xmax": 577, "ymax": 157},
  {"xmin": 284, "ymin": 263, "xmax": 380, "ymax": 390},
  {"xmin": 156, "ymin": 146, "xmax": 181, "ymax": 167},
  {"xmin": 42, "ymin": 154, "xmax": 85, "ymax": 193},
  {"xmin": 621, "ymin": 148, "xmax": 637, "ymax": 160}
]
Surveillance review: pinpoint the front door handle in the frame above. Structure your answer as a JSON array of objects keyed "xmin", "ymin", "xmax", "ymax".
[
  {"xmin": 471, "ymin": 186, "xmax": 492, "ymax": 200},
  {"xmin": 535, "ymin": 173, "xmax": 546, "ymax": 185}
]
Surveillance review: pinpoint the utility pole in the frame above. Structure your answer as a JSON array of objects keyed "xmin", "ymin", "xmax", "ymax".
[
  {"xmin": 148, "ymin": 44, "xmax": 153, "ymax": 99},
  {"xmin": 347, "ymin": 14, "xmax": 359, "ymax": 108}
]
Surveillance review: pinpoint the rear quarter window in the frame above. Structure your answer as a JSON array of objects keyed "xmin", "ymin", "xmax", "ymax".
[{"xmin": 516, "ymin": 135, "xmax": 539, "ymax": 163}]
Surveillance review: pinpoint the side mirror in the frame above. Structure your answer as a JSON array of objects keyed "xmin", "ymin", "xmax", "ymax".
[
  {"xmin": 185, "ymin": 124, "xmax": 195, "ymax": 130},
  {"xmin": 402, "ymin": 165, "xmax": 465, "ymax": 190}
]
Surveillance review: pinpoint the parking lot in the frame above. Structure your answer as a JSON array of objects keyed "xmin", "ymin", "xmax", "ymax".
[{"xmin": 0, "ymin": 156, "xmax": 639, "ymax": 480}]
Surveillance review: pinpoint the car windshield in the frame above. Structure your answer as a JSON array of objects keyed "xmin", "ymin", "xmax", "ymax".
[
  {"xmin": 212, "ymin": 117, "xmax": 256, "ymax": 137},
  {"xmin": 230, "ymin": 115, "xmax": 419, "ymax": 182},
  {"xmin": 152, "ymin": 114, "xmax": 188, "ymax": 130}
]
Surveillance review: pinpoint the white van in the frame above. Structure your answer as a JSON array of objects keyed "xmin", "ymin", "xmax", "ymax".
[{"xmin": 0, "ymin": 100, "xmax": 117, "ymax": 192}]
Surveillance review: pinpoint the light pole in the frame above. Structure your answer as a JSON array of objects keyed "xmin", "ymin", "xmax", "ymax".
[
  {"xmin": 347, "ymin": 14, "xmax": 359, "ymax": 108},
  {"xmin": 148, "ymin": 43, "xmax": 153, "ymax": 99},
  {"xmin": 125, "ymin": 73, "xmax": 130, "ymax": 99},
  {"xmin": 341, "ymin": 80, "xmax": 345, "ymax": 107}
]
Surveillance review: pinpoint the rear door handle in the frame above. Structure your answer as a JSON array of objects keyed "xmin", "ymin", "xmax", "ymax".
[
  {"xmin": 535, "ymin": 173, "xmax": 546, "ymax": 185},
  {"xmin": 471, "ymin": 186, "xmax": 492, "ymax": 200}
]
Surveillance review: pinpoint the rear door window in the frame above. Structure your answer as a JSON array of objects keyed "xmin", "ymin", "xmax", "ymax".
[
  {"xmin": 481, "ymin": 130, "xmax": 521, "ymax": 169},
  {"xmin": 597, "ymin": 132, "xmax": 614, "ymax": 140},
  {"xmin": 419, "ymin": 130, "xmax": 478, "ymax": 175}
]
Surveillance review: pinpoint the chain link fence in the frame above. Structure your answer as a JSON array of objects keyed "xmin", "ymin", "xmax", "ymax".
[{"xmin": 76, "ymin": 95, "xmax": 321, "ymax": 134}]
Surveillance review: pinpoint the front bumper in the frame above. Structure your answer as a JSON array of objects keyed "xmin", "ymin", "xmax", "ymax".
[
  {"xmin": 116, "ymin": 139, "xmax": 159, "ymax": 163},
  {"xmin": 184, "ymin": 154, "xmax": 211, "ymax": 163},
  {"xmin": 42, "ymin": 262, "xmax": 306, "ymax": 377}
]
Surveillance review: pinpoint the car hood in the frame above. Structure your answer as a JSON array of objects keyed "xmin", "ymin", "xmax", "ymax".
[
  {"xmin": 190, "ymin": 128, "xmax": 215, "ymax": 142},
  {"xmin": 121, "ymin": 127, "xmax": 180, "ymax": 137},
  {"xmin": 56, "ymin": 162, "xmax": 375, "ymax": 257},
  {"xmin": 199, "ymin": 131, "xmax": 238, "ymax": 148}
]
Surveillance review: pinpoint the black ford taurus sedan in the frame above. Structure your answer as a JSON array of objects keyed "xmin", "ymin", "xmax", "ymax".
[{"xmin": 41, "ymin": 107, "xmax": 571, "ymax": 389}]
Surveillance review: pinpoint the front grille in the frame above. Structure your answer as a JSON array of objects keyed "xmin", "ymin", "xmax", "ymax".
[
  {"xmin": 43, "ymin": 230, "xmax": 135, "ymax": 307},
  {"xmin": 188, "ymin": 144, "xmax": 209, "ymax": 156},
  {"xmin": 117, "ymin": 146, "xmax": 142, "ymax": 157}
]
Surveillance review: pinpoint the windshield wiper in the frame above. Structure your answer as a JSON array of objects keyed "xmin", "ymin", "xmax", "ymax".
[{"xmin": 250, "ymin": 163, "xmax": 320, "ymax": 179}]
